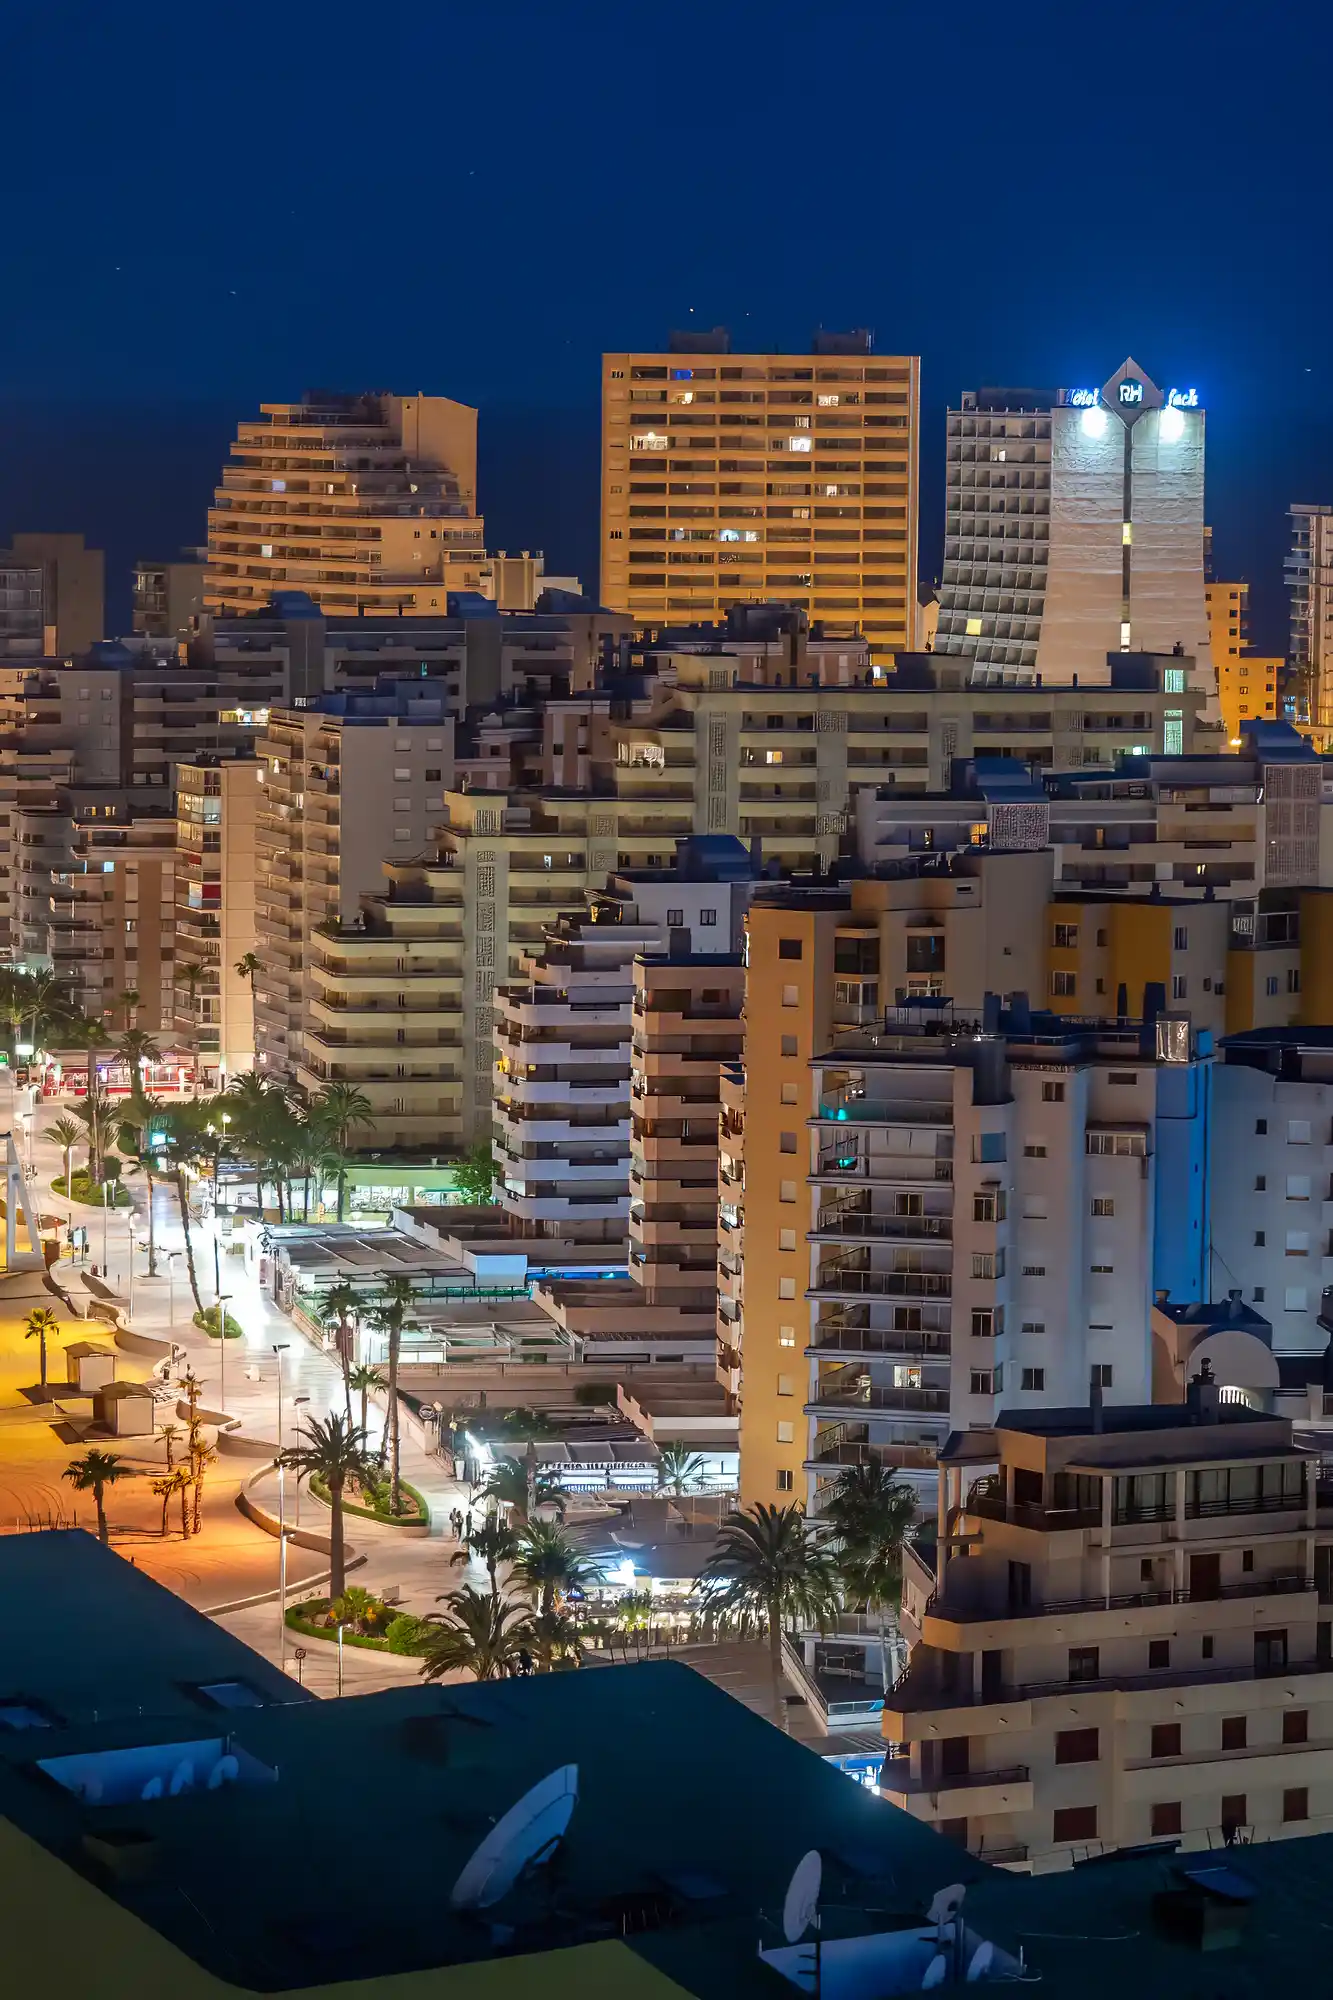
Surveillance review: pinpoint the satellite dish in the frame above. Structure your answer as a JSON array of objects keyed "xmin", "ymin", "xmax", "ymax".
[
  {"xmin": 782, "ymin": 1849, "xmax": 822, "ymax": 1944},
  {"xmin": 922, "ymin": 1953, "xmax": 949, "ymax": 1988},
  {"xmin": 169, "ymin": 1759, "xmax": 194, "ymax": 1796},
  {"xmin": 449, "ymin": 1765, "xmax": 578, "ymax": 1911},
  {"xmin": 966, "ymin": 1940, "xmax": 996, "ymax": 1982},
  {"xmin": 927, "ymin": 1881, "xmax": 967, "ymax": 1927},
  {"xmin": 208, "ymin": 1754, "xmax": 239, "ymax": 1790}
]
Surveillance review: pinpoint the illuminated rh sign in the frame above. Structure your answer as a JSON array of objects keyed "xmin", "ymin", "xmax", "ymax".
[
  {"xmin": 1167, "ymin": 387, "xmax": 1199, "ymax": 409},
  {"xmin": 1069, "ymin": 388, "xmax": 1099, "ymax": 408},
  {"xmin": 1118, "ymin": 379, "xmax": 1144, "ymax": 406}
]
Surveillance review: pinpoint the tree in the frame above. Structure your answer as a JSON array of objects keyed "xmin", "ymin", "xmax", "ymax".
[
  {"xmin": 116, "ymin": 988, "xmax": 141, "ymax": 1031},
  {"xmin": 348, "ymin": 1362, "xmax": 385, "ymax": 1442},
  {"xmin": 159, "ymin": 1420, "xmax": 183, "ymax": 1471},
  {"xmin": 420, "ymin": 1585, "xmax": 535, "ymax": 1683},
  {"xmin": 152, "ymin": 1466, "xmax": 191, "ymax": 1537},
  {"xmin": 156, "ymin": 1100, "xmax": 212, "ymax": 1312},
  {"xmin": 476, "ymin": 1452, "xmax": 565, "ymax": 1526},
  {"xmin": 450, "ymin": 1515, "xmax": 520, "ymax": 1601},
  {"xmin": 62, "ymin": 1450, "xmax": 132, "ymax": 1544},
  {"xmin": 73, "ymin": 1084, "xmax": 113, "ymax": 1186},
  {"xmin": 317, "ymin": 1279, "xmax": 361, "ymax": 1427},
  {"xmin": 117, "ymin": 1027, "xmax": 161, "ymax": 1092},
  {"xmin": 367, "ymin": 1276, "xmax": 417, "ymax": 1516},
  {"xmin": 510, "ymin": 1519, "xmax": 602, "ymax": 1619},
  {"xmin": 234, "ymin": 952, "xmax": 260, "ymax": 986},
  {"xmin": 823, "ymin": 1462, "xmax": 917, "ymax": 1691},
  {"xmin": 701, "ymin": 1503, "xmax": 841, "ymax": 1731},
  {"xmin": 190, "ymin": 1440, "xmax": 218, "ymax": 1536},
  {"xmin": 117, "ymin": 1095, "xmax": 167, "ymax": 1275},
  {"xmin": 282, "ymin": 1411, "xmax": 370, "ymax": 1600},
  {"xmin": 46, "ymin": 1113, "xmax": 83, "ymax": 1209},
  {"xmin": 310, "ymin": 1081, "xmax": 373, "ymax": 1222},
  {"xmin": 452, "ymin": 1139, "xmax": 497, "ymax": 1206},
  {"xmin": 71, "ymin": 1016, "xmax": 111, "ymax": 1104},
  {"xmin": 655, "ymin": 1443, "xmax": 709, "ymax": 1497},
  {"xmin": 531, "ymin": 1609, "xmax": 582, "ymax": 1672},
  {"xmin": 24, "ymin": 1307, "xmax": 61, "ymax": 1391}
]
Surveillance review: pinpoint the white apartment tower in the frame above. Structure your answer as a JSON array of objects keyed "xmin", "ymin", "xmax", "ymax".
[
  {"xmin": 1286, "ymin": 503, "xmax": 1333, "ymax": 733},
  {"xmin": 934, "ymin": 359, "xmax": 1215, "ymax": 695}
]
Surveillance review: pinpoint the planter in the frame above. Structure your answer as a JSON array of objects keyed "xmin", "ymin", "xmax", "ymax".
[
  {"xmin": 193, "ymin": 1306, "xmax": 243, "ymax": 1340},
  {"xmin": 285, "ymin": 1599, "xmax": 432, "ymax": 1656},
  {"xmin": 52, "ymin": 1175, "xmax": 129, "ymax": 1209},
  {"xmin": 309, "ymin": 1474, "xmax": 430, "ymax": 1531}
]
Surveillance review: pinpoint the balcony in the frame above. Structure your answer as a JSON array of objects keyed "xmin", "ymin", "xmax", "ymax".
[
  {"xmin": 808, "ymin": 1326, "xmax": 950, "ymax": 1360},
  {"xmin": 816, "ymin": 1091, "xmax": 952, "ymax": 1126},
  {"xmin": 807, "ymin": 1384, "xmax": 950, "ymax": 1417},
  {"xmin": 927, "ymin": 1573, "xmax": 1312, "ymax": 1626},
  {"xmin": 809, "ymin": 1267, "xmax": 951, "ymax": 1301},
  {"xmin": 813, "ymin": 1208, "xmax": 951, "ymax": 1242}
]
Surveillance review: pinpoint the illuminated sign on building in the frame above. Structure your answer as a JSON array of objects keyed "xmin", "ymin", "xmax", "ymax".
[
  {"xmin": 1069, "ymin": 388, "xmax": 1100, "ymax": 408},
  {"xmin": 1118, "ymin": 379, "xmax": 1144, "ymax": 406},
  {"xmin": 1167, "ymin": 387, "xmax": 1199, "ymax": 409}
]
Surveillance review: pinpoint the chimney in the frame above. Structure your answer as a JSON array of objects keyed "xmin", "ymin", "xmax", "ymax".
[
  {"xmin": 1186, "ymin": 1356, "xmax": 1220, "ymax": 1424},
  {"xmin": 1154, "ymin": 1288, "xmax": 1169, "ymax": 1307},
  {"xmin": 1089, "ymin": 1369, "xmax": 1105, "ymax": 1433}
]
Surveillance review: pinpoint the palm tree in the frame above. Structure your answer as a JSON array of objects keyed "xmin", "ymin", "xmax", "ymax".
[
  {"xmin": 348, "ymin": 1361, "xmax": 385, "ymax": 1442},
  {"xmin": 156, "ymin": 1100, "xmax": 211, "ymax": 1312},
  {"xmin": 310, "ymin": 1081, "xmax": 374, "ymax": 1222},
  {"xmin": 282, "ymin": 1412, "xmax": 370, "ymax": 1600},
  {"xmin": 655, "ymin": 1443, "xmax": 709, "ymax": 1497},
  {"xmin": 823, "ymin": 1462, "xmax": 917, "ymax": 1690},
  {"xmin": 190, "ymin": 1440, "xmax": 218, "ymax": 1536},
  {"xmin": 701, "ymin": 1503, "xmax": 841, "ymax": 1732},
  {"xmin": 152, "ymin": 1465, "xmax": 191, "ymax": 1537},
  {"xmin": 24, "ymin": 1307, "xmax": 61, "ymax": 1391},
  {"xmin": 510, "ymin": 1518, "xmax": 602, "ymax": 1618},
  {"xmin": 117, "ymin": 1094, "xmax": 167, "ymax": 1275},
  {"xmin": 476, "ymin": 1451, "xmax": 565, "ymax": 1526},
  {"xmin": 71, "ymin": 1016, "xmax": 112, "ymax": 1105},
  {"xmin": 46, "ymin": 1113, "xmax": 84, "ymax": 1214},
  {"xmin": 116, "ymin": 988, "xmax": 141, "ymax": 1031},
  {"xmin": 317, "ymin": 1279, "xmax": 361, "ymax": 1426},
  {"xmin": 420, "ymin": 1585, "xmax": 535, "ymax": 1683},
  {"xmin": 62, "ymin": 1449, "xmax": 133, "ymax": 1544},
  {"xmin": 367, "ymin": 1276, "xmax": 417, "ymax": 1516},
  {"xmin": 234, "ymin": 952, "xmax": 260, "ymax": 986},
  {"xmin": 159, "ymin": 1420, "xmax": 183, "ymax": 1471},
  {"xmin": 73, "ymin": 1083, "xmax": 112, "ymax": 1186},
  {"xmin": 450, "ymin": 1515, "xmax": 520, "ymax": 1601},
  {"xmin": 531, "ymin": 1609, "xmax": 582, "ymax": 1671},
  {"xmin": 117, "ymin": 1026, "xmax": 161, "ymax": 1093}
]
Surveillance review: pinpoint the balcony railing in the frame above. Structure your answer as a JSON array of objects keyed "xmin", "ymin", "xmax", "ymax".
[
  {"xmin": 814, "ymin": 1210, "xmax": 952, "ymax": 1241},
  {"xmin": 926, "ymin": 1573, "xmax": 1311, "ymax": 1624},
  {"xmin": 810, "ymin": 1269, "xmax": 951, "ymax": 1299},
  {"xmin": 809, "ymin": 1385, "xmax": 951, "ymax": 1415}
]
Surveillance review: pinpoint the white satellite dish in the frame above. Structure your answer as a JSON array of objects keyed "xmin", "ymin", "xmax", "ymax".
[
  {"xmin": 927, "ymin": 1880, "xmax": 967, "ymax": 1927},
  {"xmin": 921, "ymin": 1954, "xmax": 949, "ymax": 1988},
  {"xmin": 966, "ymin": 1940, "xmax": 996, "ymax": 1982},
  {"xmin": 449, "ymin": 1764, "xmax": 579, "ymax": 1912},
  {"xmin": 782, "ymin": 1849, "xmax": 823, "ymax": 1944}
]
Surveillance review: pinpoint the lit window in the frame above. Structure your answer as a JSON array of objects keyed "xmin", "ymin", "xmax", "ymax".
[
  {"xmin": 271, "ymin": 479, "xmax": 286, "ymax": 493},
  {"xmin": 1120, "ymin": 621, "xmax": 1132, "ymax": 647},
  {"xmin": 260, "ymin": 544, "xmax": 274, "ymax": 559},
  {"xmin": 1122, "ymin": 522, "xmax": 1132, "ymax": 544},
  {"xmin": 966, "ymin": 617, "xmax": 983, "ymax": 637},
  {"xmin": 817, "ymin": 393, "xmax": 840, "ymax": 407},
  {"xmin": 788, "ymin": 437, "xmax": 813, "ymax": 453}
]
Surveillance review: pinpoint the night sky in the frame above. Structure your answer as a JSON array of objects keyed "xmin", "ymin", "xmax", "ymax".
[{"xmin": 3, "ymin": 0, "xmax": 1331, "ymax": 649}]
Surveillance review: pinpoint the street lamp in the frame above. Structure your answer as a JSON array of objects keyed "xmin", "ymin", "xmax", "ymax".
[
  {"xmin": 166, "ymin": 1249, "xmax": 182, "ymax": 1327},
  {"xmin": 273, "ymin": 1342, "xmax": 290, "ymax": 1656},
  {"xmin": 216, "ymin": 1293, "xmax": 232, "ymax": 1414},
  {"xmin": 292, "ymin": 1393, "xmax": 310, "ymax": 1525}
]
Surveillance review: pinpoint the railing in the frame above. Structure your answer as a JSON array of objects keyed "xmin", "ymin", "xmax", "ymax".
[
  {"xmin": 888, "ymin": 1652, "xmax": 1332, "ymax": 1713},
  {"xmin": 880, "ymin": 1761, "xmax": 1030, "ymax": 1797},
  {"xmin": 809, "ymin": 1385, "xmax": 951, "ymax": 1415},
  {"xmin": 927, "ymin": 1573, "xmax": 1311, "ymax": 1624},
  {"xmin": 817, "ymin": 1097, "xmax": 953, "ymax": 1125},
  {"xmin": 808, "ymin": 1329, "xmax": 951, "ymax": 1358},
  {"xmin": 780, "ymin": 1635, "xmax": 884, "ymax": 1728},
  {"xmin": 814, "ymin": 1211, "xmax": 952, "ymax": 1241},
  {"xmin": 811, "ymin": 1269, "xmax": 951, "ymax": 1299}
]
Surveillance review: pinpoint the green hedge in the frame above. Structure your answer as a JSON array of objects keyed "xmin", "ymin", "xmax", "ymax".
[
  {"xmin": 52, "ymin": 1173, "xmax": 129, "ymax": 1208},
  {"xmin": 309, "ymin": 1472, "xmax": 429, "ymax": 1528},
  {"xmin": 193, "ymin": 1305, "xmax": 243, "ymax": 1339},
  {"xmin": 285, "ymin": 1600, "xmax": 433, "ymax": 1656}
]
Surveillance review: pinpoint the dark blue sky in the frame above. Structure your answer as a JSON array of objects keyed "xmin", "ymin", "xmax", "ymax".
[{"xmin": 3, "ymin": 0, "xmax": 1331, "ymax": 648}]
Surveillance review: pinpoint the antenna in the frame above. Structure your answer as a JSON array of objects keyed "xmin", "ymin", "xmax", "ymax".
[
  {"xmin": 449, "ymin": 1765, "xmax": 578, "ymax": 1912},
  {"xmin": 782, "ymin": 1849, "xmax": 822, "ymax": 1944}
]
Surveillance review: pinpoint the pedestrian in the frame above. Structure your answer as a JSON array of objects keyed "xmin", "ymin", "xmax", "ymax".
[{"xmin": 465, "ymin": 1509, "xmax": 473, "ymax": 1538}]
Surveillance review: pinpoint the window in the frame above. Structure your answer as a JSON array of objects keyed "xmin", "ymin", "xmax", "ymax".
[
  {"xmin": 1289, "ymin": 969, "xmax": 1302, "ymax": 995},
  {"xmin": 1285, "ymin": 1287, "xmax": 1309, "ymax": 1310},
  {"xmin": 781, "ymin": 1037, "xmax": 798, "ymax": 1057},
  {"xmin": 966, "ymin": 617, "xmax": 983, "ymax": 637},
  {"xmin": 779, "ymin": 1325, "xmax": 796, "ymax": 1347},
  {"xmin": 1024, "ymin": 1142, "xmax": 1047, "ymax": 1158},
  {"xmin": 1107, "ymin": 1072, "xmax": 1138, "ymax": 1086},
  {"xmin": 1266, "ymin": 975, "xmax": 1280, "ymax": 997},
  {"xmin": 1022, "ymin": 1264, "xmax": 1046, "ymax": 1278},
  {"xmin": 700, "ymin": 907, "xmax": 717, "ymax": 926},
  {"xmin": 1283, "ymin": 1710, "xmax": 1309, "ymax": 1745},
  {"xmin": 777, "ymin": 1374, "xmax": 794, "ymax": 1397},
  {"xmin": 667, "ymin": 907, "xmax": 684, "ymax": 927},
  {"xmin": 1171, "ymin": 975, "xmax": 1187, "ymax": 1001},
  {"xmin": 973, "ymin": 1192, "xmax": 1006, "ymax": 1222},
  {"xmin": 1091, "ymin": 1197, "xmax": 1115, "ymax": 1217},
  {"xmin": 781, "ymin": 985, "xmax": 799, "ymax": 1007},
  {"xmin": 1042, "ymin": 1081, "xmax": 1066, "ymax": 1102},
  {"xmin": 971, "ymin": 1251, "xmax": 1005, "ymax": 1279},
  {"xmin": 1151, "ymin": 1801, "xmax": 1183, "ymax": 1837},
  {"xmin": 1053, "ymin": 1806, "xmax": 1098, "ymax": 1843},
  {"xmin": 1021, "ymin": 1367, "xmax": 1045, "ymax": 1392},
  {"xmin": 1288, "ymin": 1119, "xmax": 1311, "ymax": 1143},
  {"xmin": 779, "ymin": 1132, "xmax": 797, "ymax": 1154},
  {"xmin": 776, "ymin": 1469, "xmax": 794, "ymax": 1492},
  {"xmin": 973, "ymin": 1132, "xmax": 1006, "ymax": 1163},
  {"xmin": 1091, "ymin": 1364, "xmax": 1113, "ymax": 1389},
  {"xmin": 1053, "ymin": 924, "xmax": 1079, "ymax": 948},
  {"xmin": 1254, "ymin": 1287, "xmax": 1266, "ymax": 1302},
  {"xmin": 778, "ymin": 1228, "xmax": 797, "ymax": 1251},
  {"xmin": 780, "ymin": 1180, "xmax": 797, "ymax": 1202},
  {"xmin": 1286, "ymin": 1230, "xmax": 1309, "ymax": 1255},
  {"xmin": 1050, "ymin": 970, "xmax": 1076, "ymax": 997},
  {"xmin": 778, "ymin": 938, "xmax": 803, "ymax": 960},
  {"xmin": 1242, "ymin": 1548, "xmax": 1254, "ymax": 1572},
  {"xmin": 1087, "ymin": 1131, "xmax": 1147, "ymax": 1156},
  {"xmin": 1221, "ymin": 1716, "xmax": 1247, "ymax": 1751},
  {"xmin": 1221, "ymin": 1794, "xmax": 1247, "ymax": 1833},
  {"xmin": 1021, "ymin": 1320, "xmax": 1046, "ymax": 1335},
  {"xmin": 1202, "ymin": 1635, "xmax": 1214, "ymax": 1660},
  {"xmin": 1255, "ymin": 1175, "xmax": 1266, "ymax": 1191},
  {"xmin": 1090, "ymin": 1263, "xmax": 1114, "ymax": 1274},
  {"xmin": 1149, "ymin": 1640, "xmax": 1171, "ymax": 1670},
  {"xmin": 1055, "ymin": 1728, "xmax": 1100, "ymax": 1764},
  {"xmin": 1254, "ymin": 1230, "xmax": 1266, "ymax": 1246},
  {"xmin": 781, "ymin": 1082, "xmax": 798, "ymax": 1104},
  {"xmin": 1173, "ymin": 926, "xmax": 1188, "ymax": 950},
  {"xmin": 971, "ymin": 1309, "xmax": 997, "ymax": 1338},
  {"xmin": 970, "ymin": 1370, "xmax": 994, "ymax": 1394},
  {"xmin": 1068, "ymin": 1646, "xmax": 1100, "ymax": 1685},
  {"xmin": 776, "ymin": 1421, "xmax": 794, "ymax": 1443},
  {"xmin": 1284, "ymin": 1787, "xmax": 1309, "ymax": 1823},
  {"xmin": 778, "ymin": 1277, "xmax": 796, "ymax": 1298},
  {"xmin": 1151, "ymin": 1723, "xmax": 1181, "ymax": 1758}
]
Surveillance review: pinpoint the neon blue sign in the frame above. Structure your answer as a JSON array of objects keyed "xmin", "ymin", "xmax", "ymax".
[
  {"xmin": 1167, "ymin": 387, "xmax": 1199, "ymax": 409},
  {"xmin": 1069, "ymin": 388, "xmax": 1099, "ymax": 408},
  {"xmin": 1118, "ymin": 379, "xmax": 1144, "ymax": 406}
]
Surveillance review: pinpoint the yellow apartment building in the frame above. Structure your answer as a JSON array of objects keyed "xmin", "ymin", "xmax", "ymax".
[
  {"xmin": 205, "ymin": 392, "xmax": 487, "ymax": 616},
  {"xmin": 887, "ymin": 1393, "xmax": 1333, "ymax": 1871},
  {"xmin": 602, "ymin": 336, "xmax": 919, "ymax": 664},
  {"xmin": 1206, "ymin": 579, "xmax": 1281, "ymax": 742},
  {"xmin": 175, "ymin": 758, "xmax": 259, "ymax": 1082}
]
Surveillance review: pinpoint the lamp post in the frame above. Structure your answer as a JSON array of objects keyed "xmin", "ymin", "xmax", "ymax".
[
  {"xmin": 292, "ymin": 1393, "xmax": 310, "ymax": 1526},
  {"xmin": 273, "ymin": 1341, "xmax": 290, "ymax": 1655},
  {"xmin": 166, "ymin": 1249, "xmax": 181, "ymax": 1328},
  {"xmin": 101, "ymin": 1178, "xmax": 109, "ymax": 1273},
  {"xmin": 216, "ymin": 1293, "xmax": 231, "ymax": 1415}
]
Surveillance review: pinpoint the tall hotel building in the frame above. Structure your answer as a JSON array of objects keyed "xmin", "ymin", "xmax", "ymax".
[
  {"xmin": 205, "ymin": 392, "xmax": 486, "ymax": 616},
  {"xmin": 600, "ymin": 333, "xmax": 919, "ymax": 664},
  {"xmin": 1286, "ymin": 503, "xmax": 1333, "ymax": 735},
  {"xmin": 933, "ymin": 359, "xmax": 1215, "ymax": 695}
]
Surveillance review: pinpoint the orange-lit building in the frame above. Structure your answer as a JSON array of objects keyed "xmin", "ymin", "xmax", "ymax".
[
  {"xmin": 601, "ymin": 332, "xmax": 919, "ymax": 665},
  {"xmin": 1205, "ymin": 578, "xmax": 1281, "ymax": 742}
]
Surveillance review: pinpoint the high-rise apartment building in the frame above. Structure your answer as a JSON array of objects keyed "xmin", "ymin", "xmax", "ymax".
[
  {"xmin": 1286, "ymin": 504, "xmax": 1333, "ymax": 736},
  {"xmin": 886, "ymin": 1394, "xmax": 1333, "ymax": 1869},
  {"xmin": 1205, "ymin": 578, "xmax": 1281, "ymax": 742},
  {"xmin": 0, "ymin": 554, "xmax": 47, "ymax": 657},
  {"xmin": 3, "ymin": 534, "xmax": 105, "ymax": 657},
  {"xmin": 933, "ymin": 361, "xmax": 1215, "ymax": 693},
  {"xmin": 133, "ymin": 553, "xmax": 206, "ymax": 638},
  {"xmin": 204, "ymin": 393, "xmax": 485, "ymax": 617},
  {"xmin": 601, "ymin": 333, "xmax": 919, "ymax": 664},
  {"xmin": 175, "ymin": 758, "xmax": 259, "ymax": 1082},
  {"xmin": 252, "ymin": 690, "xmax": 455, "ymax": 1073}
]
